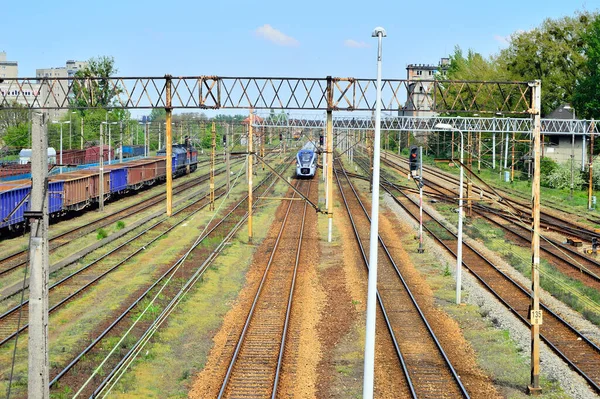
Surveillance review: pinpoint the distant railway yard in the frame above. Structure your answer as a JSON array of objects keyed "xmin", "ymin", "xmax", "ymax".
[{"xmin": 0, "ymin": 136, "xmax": 599, "ymax": 399}]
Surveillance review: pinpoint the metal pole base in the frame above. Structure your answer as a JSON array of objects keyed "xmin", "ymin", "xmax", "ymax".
[
  {"xmin": 417, "ymin": 248, "xmax": 425, "ymax": 254},
  {"xmin": 527, "ymin": 386, "xmax": 542, "ymax": 396}
]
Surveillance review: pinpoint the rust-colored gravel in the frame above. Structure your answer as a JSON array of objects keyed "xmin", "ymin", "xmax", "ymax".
[{"xmin": 189, "ymin": 174, "xmax": 497, "ymax": 398}]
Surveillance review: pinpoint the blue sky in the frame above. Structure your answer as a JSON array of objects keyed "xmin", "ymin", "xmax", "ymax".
[{"xmin": 3, "ymin": 0, "xmax": 595, "ymax": 80}]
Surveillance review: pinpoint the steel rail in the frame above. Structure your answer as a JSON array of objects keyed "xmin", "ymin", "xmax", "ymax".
[
  {"xmin": 472, "ymin": 205, "xmax": 600, "ymax": 284},
  {"xmin": 0, "ymin": 172, "xmax": 206, "ymax": 277},
  {"xmin": 217, "ymin": 179, "xmax": 309, "ymax": 398},
  {"xmin": 0, "ymin": 182, "xmax": 228, "ymax": 347},
  {"xmin": 381, "ymin": 150, "xmax": 600, "ymax": 242},
  {"xmin": 333, "ymin": 164, "xmax": 417, "ymax": 398},
  {"xmin": 336, "ymin": 159, "xmax": 469, "ymax": 398},
  {"xmin": 376, "ymin": 172, "xmax": 600, "ymax": 394},
  {"xmin": 0, "ymin": 158, "xmax": 242, "ymax": 275},
  {"xmin": 272, "ymin": 180, "xmax": 310, "ymax": 399},
  {"xmin": 47, "ymin": 158, "xmax": 290, "ymax": 394}
]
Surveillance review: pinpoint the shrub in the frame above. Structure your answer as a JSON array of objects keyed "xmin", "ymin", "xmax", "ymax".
[
  {"xmin": 116, "ymin": 221, "xmax": 125, "ymax": 230},
  {"xmin": 96, "ymin": 228, "xmax": 108, "ymax": 240}
]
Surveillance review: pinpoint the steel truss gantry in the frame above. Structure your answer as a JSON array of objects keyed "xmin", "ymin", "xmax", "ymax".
[
  {"xmin": 2, "ymin": 74, "xmax": 553, "ymax": 397},
  {"xmin": 253, "ymin": 114, "xmax": 599, "ymax": 136},
  {"xmin": 0, "ymin": 76, "xmax": 533, "ymax": 114}
]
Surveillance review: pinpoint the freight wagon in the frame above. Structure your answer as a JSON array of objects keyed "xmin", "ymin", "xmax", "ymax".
[
  {"xmin": 0, "ymin": 179, "xmax": 64, "ymax": 230},
  {"xmin": 84, "ymin": 145, "xmax": 114, "ymax": 164},
  {"xmin": 0, "ymin": 142, "xmax": 196, "ymax": 236},
  {"xmin": 57, "ymin": 149, "xmax": 86, "ymax": 165}
]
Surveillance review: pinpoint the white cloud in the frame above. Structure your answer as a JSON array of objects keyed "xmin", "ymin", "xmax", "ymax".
[
  {"xmin": 344, "ymin": 39, "xmax": 369, "ymax": 48},
  {"xmin": 493, "ymin": 34, "xmax": 510, "ymax": 46},
  {"xmin": 255, "ymin": 24, "xmax": 299, "ymax": 47}
]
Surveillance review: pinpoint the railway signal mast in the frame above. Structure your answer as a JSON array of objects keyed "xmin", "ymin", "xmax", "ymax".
[{"xmin": 409, "ymin": 145, "xmax": 425, "ymax": 253}]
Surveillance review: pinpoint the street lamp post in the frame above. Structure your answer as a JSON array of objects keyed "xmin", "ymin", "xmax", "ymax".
[
  {"xmin": 52, "ymin": 120, "xmax": 71, "ymax": 173},
  {"xmin": 435, "ymin": 123, "xmax": 464, "ymax": 305},
  {"xmin": 565, "ymin": 105, "xmax": 576, "ymax": 199},
  {"xmin": 363, "ymin": 26, "xmax": 386, "ymax": 399}
]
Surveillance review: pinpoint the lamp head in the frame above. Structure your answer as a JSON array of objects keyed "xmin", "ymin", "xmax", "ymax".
[
  {"xmin": 434, "ymin": 123, "xmax": 454, "ymax": 131},
  {"xmin": 372, "ymin": 27, "xmax": 387, "ymax": 37}
]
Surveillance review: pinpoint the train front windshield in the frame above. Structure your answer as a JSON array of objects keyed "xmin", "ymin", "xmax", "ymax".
[{"xmin": 300, "ymin": 152, "xmax": 312, "ymax": 163}]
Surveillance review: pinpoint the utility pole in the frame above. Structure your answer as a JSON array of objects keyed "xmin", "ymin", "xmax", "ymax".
[
  {"xmin": 528, "ymin": 80, "xmax": 543, "ymax": 396},
  {"xmin": 326, "ymin": 108, "xmax": 333, "ymax": 243},
  {"xmin": 165, "ymin": 75, "xmax": 173, "ymax": 217},
  {"xmin": 226, "ymin": 123, "xmax": 231, "ymax": 192},
  {"xmin": 119, "ymin": 121, "xmax": 123, "ymax": 163},
  {"xmin": 210, "ymin": 122, "xmax": 216, "ymax": 210},
  {"xmin": 99, "ymin": 124, "xmax": 105, "ymax": 212},
  {"xmin": 589, "ymin": 119, "xmax": 595, "ymax": 210},
  {"xmin": 248, "ymin": 112, "xmax": 254, "ymax": 242},
  {"xmin": 478, "ymin": 131, "xmax": 481, "ymax": 173},
  {"xmin": 492, "ymin": 133, "xmax": 496, "ymax": 169},
  {"xmin": 146, "ymin": 122, "xmax": 150, "ymax": 156},
  {"xmin": 511, "ymin": 131, "xmax": 516, "ymax": 182},
  {"xmin": 27, "ymin": 111, "xmax": 50, "ymax": 399},
  {"xmin": 80, "ymin": 117, "xmax": 84, "ymax": 150}
]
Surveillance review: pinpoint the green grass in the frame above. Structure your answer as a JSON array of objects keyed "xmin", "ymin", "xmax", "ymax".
[
  {"xmin": 392, "ymin": 209, "xmax": 569, "ymax": 398},
  {"xmin": 96, "ymin": 228, "xmax": 108, "ymax": 240},
  {"xmin": 463, "ymin": 218, "xmax": 600, "ymax": 326}
]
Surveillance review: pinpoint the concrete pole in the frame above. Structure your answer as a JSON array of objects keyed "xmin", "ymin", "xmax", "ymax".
[
  {"xmin": 582, "ymin": 133, "xmax": 586, "ymax": 172},
  {"xmin": 456, "ymin": 130, "xmax": 464, "ymax": 305},
  {"xmin": 528, "ymin": 80, "xmax": 542, "ymax": 396},
  {"xmin": 248, "ymin": 112, "xmax": 254, "ymax": 242},
  {"xmin": 59, "ymin": 123, "xmax": 63, "ymax": 166},
  {"xmin": 210, "ymin": 122, "xmax": 216, "ymax": 210},
  {"xmin": 119, "ymin": 122, "xmax": 123, "ymax": 163},
  {"xmin": 418, "ymin": 146, "xmax": 424, "ymax": 253},
  {"xmin": 478, "ymin": 132, "xmax": 481, "ymax": 173},
  {"xmin": 493, "ymin": 133, "xmax": 496, "ymax": 169},
  {"xmin": 28, "ymin": 111, "xmax": 50, "ymax": 399},
  {"xmin": 108, "ymin": 124, "xmax": 112, "ymax": 165},
  {"xmin": 511, "ymin": 131, "xmax": 516, "ymax": 182},
  {"xmin": 165, "ymin": 76, "xmax": 173, "ymax": 217},
  {"xmin": 81, "ymin": 117, "xmax": 84, "ymax": 150},
  {"xmin": 99, "ymin": 124, "xmax": 104, "ymax": 212},
  {"xmin": 326, "ymin": 110, "xmax": 333, "ymax": 243},
  {"xmin": 226, "ymin": 123, "xmax": 231, "ymax": 192},
  {"xmin": 590, "ymin": 120, "xmax": 595, "ymax": 210},
  {"xmin": 363, "ymin": 28, "xmax": 385, "ymax": 399},
  {"xmin": 571, "ymin": 127, "xmax": 575, "ymax": 200},
  {"xmin": 504, "ymin": 125, "xmax": 509, "ymax": 169}
]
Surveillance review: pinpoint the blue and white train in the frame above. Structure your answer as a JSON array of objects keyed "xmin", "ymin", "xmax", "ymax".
[{"xmin": 296, "ymin": 142, "xmax": 318, "ymax": 178}]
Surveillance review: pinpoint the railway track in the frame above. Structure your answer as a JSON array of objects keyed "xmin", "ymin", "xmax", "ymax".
[
  {"xmin": 41, "ymin": 158, "xmax": 291, "ymax": 398},
  {"xmin": 217, "ymin": 178, "xmax": 312, "ymax": 398},
  {"xmin": 355, "ymin": 156, "xmax": 600, "ymax": 394},
  {"xmin": 380, "ymin": 151, "xmax": 600, "ymax": 243},
  {"xmin": 0, "ymin": 179, "xmax": 229, "ymax": 347},
  {"xmin": 0, "ymin": 161, "xmax": 241, "ymax": 279},
  {"xmin": 335, "ymin": 160, "xmax": 469, "ymax": 398}
]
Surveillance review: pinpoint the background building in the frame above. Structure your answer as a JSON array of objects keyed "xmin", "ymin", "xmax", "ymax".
[
  {"xmin": 401, "ymin": 58, "xmax": 449, "ymax": 118},
  {"xmin": 0, "ymin": 51, "xmax": 18, "ymax": 79},
  {"xmin": 36, "ymin": 60, "xmax": 88, "ymax": 120}
]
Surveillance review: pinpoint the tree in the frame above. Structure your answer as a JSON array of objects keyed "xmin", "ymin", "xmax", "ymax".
[
  {"xmin": 71, "ymin": 56, "xmax": 122, "ymax": 108},
  {"xmin": 3, "ymin": 124, "xmax": 29, "ymax": 149},
  {"xmin": 573, "ymin": 15, "xmax": 600, "ymax": 119},
  {"xmin": 442, "ymin": 46, "xmax": 514, "ymax": 114},
  {"xmin": 497, "ymin": 12, "xmax": 594, "ymax": 115},
  {"xmin": 0, "ymin": 101, "xmax": 29, "ymax": 132}
]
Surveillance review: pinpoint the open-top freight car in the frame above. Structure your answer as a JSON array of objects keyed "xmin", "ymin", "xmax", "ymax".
[
  {"xmin": 0, "ymin": 179, "xmax": 64, "ymax": 230},
  {"xmin": 0, "ymin": 142, "xmax": 197, "ymax": 236}
]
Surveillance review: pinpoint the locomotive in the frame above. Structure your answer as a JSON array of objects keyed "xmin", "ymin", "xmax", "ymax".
[{"xmin": 295, "ymin": 142, "xmax": 317, "ymax": 178}]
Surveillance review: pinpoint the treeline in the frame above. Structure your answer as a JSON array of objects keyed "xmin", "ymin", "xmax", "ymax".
[{"xmin": 445, "ymin": 10, "xmax": 600, "ymax": 118}]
